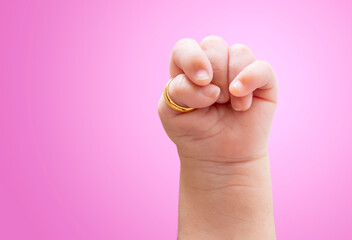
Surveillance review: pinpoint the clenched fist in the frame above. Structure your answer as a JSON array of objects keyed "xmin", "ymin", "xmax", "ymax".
[
  {"xmin": 158, "ymin": 36, "xmax": 277, "ymax": 240},
  {"xmin": 158, "ymin": 36, "xmax": 277, "ymax": 161}
]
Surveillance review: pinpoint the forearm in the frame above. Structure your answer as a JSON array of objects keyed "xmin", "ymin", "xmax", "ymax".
[{"xmin": 177, "ymin": 155, "xmax": 276, "ymax": 240}]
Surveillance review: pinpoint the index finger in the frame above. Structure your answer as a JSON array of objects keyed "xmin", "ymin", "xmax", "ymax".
[{"xmin": 169, "ymin": 38, "xmax": 213, "ymax": 86}]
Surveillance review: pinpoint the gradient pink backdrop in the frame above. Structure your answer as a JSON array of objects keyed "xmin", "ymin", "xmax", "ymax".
[{"xmin": 1, "ymin": 0, "xmax": 352, "ymax": 239}]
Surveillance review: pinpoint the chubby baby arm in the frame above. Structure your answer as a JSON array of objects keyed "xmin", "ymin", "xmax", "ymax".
[{"xmin": 158, "ymin": 36, "xmax": 277, "ymax": 240}]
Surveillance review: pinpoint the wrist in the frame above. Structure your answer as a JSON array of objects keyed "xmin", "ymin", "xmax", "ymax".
[
  {"xmin": 178, "ymin": 151, "xmax": 272, "ymax": 188},
  {"xmin": 177, "ymin": 154, "xmax": 276, "ymax": 239}
]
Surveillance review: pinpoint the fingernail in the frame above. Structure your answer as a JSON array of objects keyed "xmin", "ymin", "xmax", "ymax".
[
  {"xmin": 201, "ymin": 85, "xmax": 220, "ymax": 98},
  {"xmin": 230, "ymin": 80, "xmax": 243, "ymax": 92},
  {"xmin": 196, "ymin": 70, "xmax": 209, "ymax": 81}
]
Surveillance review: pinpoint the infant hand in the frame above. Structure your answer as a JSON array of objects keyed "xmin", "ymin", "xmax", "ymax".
[{"xmin": 158, "ymin": 36, "xmax": 277, "ymax": 162}]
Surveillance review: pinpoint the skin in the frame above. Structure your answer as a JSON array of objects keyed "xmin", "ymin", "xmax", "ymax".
[{"xmin": 158, "ymin": 36, "xmax": 277, "ymax": 240}]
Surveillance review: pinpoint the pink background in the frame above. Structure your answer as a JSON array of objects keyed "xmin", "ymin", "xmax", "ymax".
[{"xmin": 1, "ymin": 0, "xmax": 352, "ymax": 239}]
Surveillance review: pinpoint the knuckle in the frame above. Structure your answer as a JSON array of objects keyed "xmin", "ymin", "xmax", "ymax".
[
  {"xmin": 257, "ymin": 59, "xmax": 271, "ymax": 67},
  {"xmin": 188, "ymin": 55, "xmax": 206, "ymax": 69},
  {"xmin": 257, "ymin": 60, "xmax": 275, "ymax": 75},
  {"xmin": 200, "ymin": 35, "xmax": 227, "ymax": 48},
  {"xmin": 173, "ymin": 38, "xmax": 196, "ymax": 50},
  {"xmin": 171, "ymin": 38, "xmax": 201, "ymax": 65},
  {"xmin": 200, "ymin": 36, "xmax": 227, "ymax": 72},
  {"xmin": 230, "ymin": 43, "xmax": 252, "ymax": 55}
]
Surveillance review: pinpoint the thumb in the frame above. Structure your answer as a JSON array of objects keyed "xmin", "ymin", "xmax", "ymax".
[{"xmin": 158, "ymin": 74, "xmax": 220, "ymax": 117}]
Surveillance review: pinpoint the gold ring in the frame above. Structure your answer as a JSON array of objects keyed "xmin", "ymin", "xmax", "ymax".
[{"xmin": 163, "ymin": 78, "xmax": 195, "ymax": 113}]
